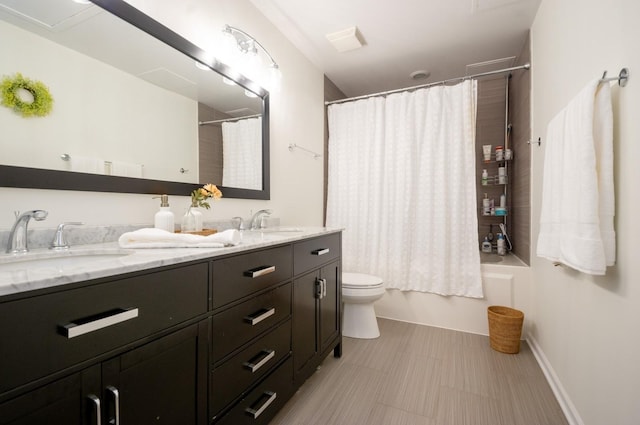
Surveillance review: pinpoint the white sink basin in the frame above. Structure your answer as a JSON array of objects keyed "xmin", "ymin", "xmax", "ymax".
[{"xmin": 0, "ymin": 249, "xmax": 133, "ymax": 273}]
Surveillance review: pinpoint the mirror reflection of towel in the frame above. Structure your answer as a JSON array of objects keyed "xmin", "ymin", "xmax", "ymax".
[
  {"xmin": 110, "ymin": 161, "xmax": 143, "ymax": 178},
  {"xmin": 69, "ymin": 156, "xmax": 102, "ymax": 174}
]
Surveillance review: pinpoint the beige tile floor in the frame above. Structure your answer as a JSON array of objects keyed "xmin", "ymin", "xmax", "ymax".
[{"xmin": 270, "ymin": 318, "xmax": 569, "ymax": 425}]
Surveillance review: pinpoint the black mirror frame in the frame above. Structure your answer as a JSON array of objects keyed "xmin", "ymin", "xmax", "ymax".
[{"xmin": 0, "ymin": 0, "xmax": 270, "ymax": 200}]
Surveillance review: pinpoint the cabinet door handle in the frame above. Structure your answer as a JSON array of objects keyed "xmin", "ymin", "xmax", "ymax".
[
  {"xmin": 244, "ymin": 265, "xmax": 276, "ymax": 278},
  {"xmin": 60, "ymin": 308, "xmax": 139, "ymax": 339},
  {"xmin": 245, "ymin": 391, "xmax": 277, "ymax": 419},
  {"xmin": 315, "ymin": 278, "xmax": 323, "ymax": 299},
  {"xmin": 87, "ymin": 394, "xmax": 102, "ymax": 425},
  {"xmin": 322, "ymin": 278, "xmax": 327, "ymax": 298},
  {"xmin": 106, "ymin": 386, "xmax": 120, "ymax": 425},
  {"xmin": 312, "ymin": 248, "xmax": 330, "ymax": 256},
  {"xmin": 243, "ymin": 349, "xmax": 275, "ymax": 373},
  {"xmin": 244, "ymin": 307, "xmax": 275, "ymax": 325}
]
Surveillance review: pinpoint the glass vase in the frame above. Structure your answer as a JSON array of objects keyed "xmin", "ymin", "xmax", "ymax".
[{"xmin": 181, "ymin": 206, "xmax": 203, "ymax": 232}]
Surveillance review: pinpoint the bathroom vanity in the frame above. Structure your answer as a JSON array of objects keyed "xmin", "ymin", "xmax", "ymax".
[{"xmin": 0, "ymin": 229, "xmax": 342, "ymax": 425}]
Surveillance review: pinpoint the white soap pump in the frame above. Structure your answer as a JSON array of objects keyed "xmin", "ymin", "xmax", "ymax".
[{"xmin": 153, "ymin": 194, "xmax": 175, "ymax": 232}]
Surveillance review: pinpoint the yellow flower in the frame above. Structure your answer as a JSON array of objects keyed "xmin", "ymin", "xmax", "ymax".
[{"xmin": 190, "ymin": 184, "xmax": 222, "ymax": 209}]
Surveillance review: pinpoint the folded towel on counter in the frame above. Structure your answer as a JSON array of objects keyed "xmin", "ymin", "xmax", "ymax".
[
  {"xmin": 536, "ymin": 79, "xmax": 615, "ymax": 275},
  {"xmin": 118, "ymin": 228, "xmax": 240, "ymax": 248}
]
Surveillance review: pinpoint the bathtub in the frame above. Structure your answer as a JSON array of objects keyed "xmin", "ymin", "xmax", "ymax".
[{"xmin": 374, "ymin": 253, "xmax": 532, "ymax": 336}]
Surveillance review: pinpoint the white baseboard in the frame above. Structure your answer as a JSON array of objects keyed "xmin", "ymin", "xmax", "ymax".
[{"xmin": 527, "ymin": 334, "xmax": 584, "ymax": 425}]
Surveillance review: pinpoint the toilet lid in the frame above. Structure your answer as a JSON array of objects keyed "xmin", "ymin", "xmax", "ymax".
[{"xmin": 342, "ymin": 272, "xmax": 384, "ymax": 288}]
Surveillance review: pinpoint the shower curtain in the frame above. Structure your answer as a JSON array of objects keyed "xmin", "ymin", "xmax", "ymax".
[
  {"xmin": 326, "ymin": 80, "xmax": 483, "ymax": 297},
  {"xmin": 222, "ymin": 117, "xmax": 262, "ymax": 190}
]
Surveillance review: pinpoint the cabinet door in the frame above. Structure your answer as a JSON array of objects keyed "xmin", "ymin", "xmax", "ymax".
[
  {"xmin": 101, "ymin": 320, "xmax": 209, "ymax": 425},
  {"xmin": 0, "ymin": 365, "xmax": 101, "ymax": 425},
  {"xmin": 292, "ymin": 270, "xmax": 318, "ymax": 376},
  {"xmin": 319, "ymin": 261, "xmax": 340, "ymax": 354}
]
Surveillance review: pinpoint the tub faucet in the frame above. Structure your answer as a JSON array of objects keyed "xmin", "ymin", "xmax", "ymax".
[
  {"xmin": 6, "ymin": 210, "xmax": 48, "ymax": 254},
  {"xmin": 250, "ymin": 209, "xmax": 272, "ymax": 230}
]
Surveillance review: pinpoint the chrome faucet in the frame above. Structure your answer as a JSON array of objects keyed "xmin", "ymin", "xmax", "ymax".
[
  {"xmin": 6, "ymin": 210, "xmax": 48, "ymax": 254},
  {"xmin": 50, "ymin": 222, "xmax": 84, "ymax": 250},
  {"xmin": 250, "ymin": 209, "xmax": 272, "ymax": 230}
]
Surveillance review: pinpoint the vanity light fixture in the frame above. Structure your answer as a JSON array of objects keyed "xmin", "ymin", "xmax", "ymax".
[
  {"xmin": 72, "ymin": 0, "xmax": 92, "ymax": 4},
  {"xmin": 222, "ymin": 24, "xmax": 282, "ymax": 92}
]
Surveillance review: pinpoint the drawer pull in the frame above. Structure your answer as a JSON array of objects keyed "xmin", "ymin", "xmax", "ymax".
[
  {"xmin": 245, "ymin": 391, "xmax": 277, "ymax": 419},
  {"xmin": 87, "ymin": 394, "xmax": 102, "ymax": 425},
  {"xmin": 244, "ymin": 349, "xmax": 276, "ymax": 373},
  {"xmin": 312, "ymin": 248, "xmax": 330, "ymax": 256},
  {"xmin": 244, "ymin": 307, "xmax": 275, "ymax": 326},
  {"xmin": 60, "ymin": 307, "xmax": 139, "ymax": 339},
  {"xmin": 244, "ymin": 265, "xmax": 276, "ymax": 278}
]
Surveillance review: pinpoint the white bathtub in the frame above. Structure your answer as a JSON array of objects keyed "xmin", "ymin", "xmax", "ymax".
[{"xmin": 374, "ymin": 253, "xmax": 532, "ymax": 335}]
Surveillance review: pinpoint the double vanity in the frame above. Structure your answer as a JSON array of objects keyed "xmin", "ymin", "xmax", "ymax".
[{"xmin": 0, "ymin": 228, "xmax": 342, "ymax": 425}]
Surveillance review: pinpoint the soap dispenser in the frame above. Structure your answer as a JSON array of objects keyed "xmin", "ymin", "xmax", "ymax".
[{"xmin": 153, "ymin": 194, "xmax": 175, "ymax": 232}]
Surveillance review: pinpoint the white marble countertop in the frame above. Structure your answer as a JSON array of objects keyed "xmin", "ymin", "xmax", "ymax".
[{"xmin": 0, "ymin": 227, "xmax": 341, "ymax": 298}]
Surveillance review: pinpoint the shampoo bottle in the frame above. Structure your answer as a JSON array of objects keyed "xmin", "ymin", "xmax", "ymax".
[
  {"xmin": 154, "ymin": 194, "xmax": 175, "ymax": 232},
  {"xmin": 497, "ymin": 233, "xmax": 506, "ymax": 256},
  {"xmin": 481, "ymin": 169, "xmax": 488, "ymax": 186}
]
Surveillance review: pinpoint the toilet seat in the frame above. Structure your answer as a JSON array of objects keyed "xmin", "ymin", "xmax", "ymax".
[{"xmin": 342, "ymin": 272, "xmax": 384, "ymax": 289}]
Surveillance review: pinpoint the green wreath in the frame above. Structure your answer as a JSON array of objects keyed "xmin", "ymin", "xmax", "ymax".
[{"xmin": 1, "ymin": 73, "xmax": 53, "ymax": 117}]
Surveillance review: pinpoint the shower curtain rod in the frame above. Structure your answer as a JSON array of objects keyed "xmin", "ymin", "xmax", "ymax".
[
  {"xmin": 325, "ymin": 63, "xmax": 531, "ymax": 106},
  {"xmin": 199, "ymin": 113, "xmax": 262, "ymax": 126}
]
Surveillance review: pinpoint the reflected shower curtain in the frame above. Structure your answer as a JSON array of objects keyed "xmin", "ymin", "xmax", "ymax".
[
  {"xmin": 326, "ymin": 80, "xmax": 483, "ymax": 297},
  {"xmin": 222, "ymin": 117, "xmax": 262, "ymax": 190}
]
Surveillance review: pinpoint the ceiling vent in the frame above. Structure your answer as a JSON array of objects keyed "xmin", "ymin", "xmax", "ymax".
[{"xmin": 325, "ymin": 26, "xmax": 365, "ymax": 53}]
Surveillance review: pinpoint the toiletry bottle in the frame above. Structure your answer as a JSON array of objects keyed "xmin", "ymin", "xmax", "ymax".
[
  {"xmin": 483, "ymin": 193, "xmax": 491, "ymax": 216},
  {"xmin": 482, "ymin": 237, "xmax": 492, "ymax": 253},
  {"xmin": 481, "ymin": 169, "xmax": 488, "ymax": 186},
  {"xmin": 500, "ymin": 193, "xmax": 506, "ymax": 208},
  {"xmin": 497, "ymin": 233, "xmax": 506, "ymax": 256},
  {"xmin": 153, "ymin": 194, "xmax": 175, "ymax": 232}
]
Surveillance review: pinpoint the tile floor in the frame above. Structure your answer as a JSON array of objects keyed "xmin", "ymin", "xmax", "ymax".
[{"xmin": 270, "ymin": 318, "xmax": 568, "ymax": 425}]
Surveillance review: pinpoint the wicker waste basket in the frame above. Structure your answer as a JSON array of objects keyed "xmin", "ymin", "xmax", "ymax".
[{"xmin": 487, "ymin": 306, "xmax": 524, "ymax": 354}]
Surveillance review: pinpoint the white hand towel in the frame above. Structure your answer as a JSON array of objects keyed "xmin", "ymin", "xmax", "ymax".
[
  {"xmin": 118, "ymin": 228, "xmax": 240, "ymax": 249},
  {"xmin": 537, "ymin": 80, "xmax": 615, "ymax": 275}
]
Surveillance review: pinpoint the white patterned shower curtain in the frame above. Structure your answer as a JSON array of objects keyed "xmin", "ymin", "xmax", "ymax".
[
  {"xmin": 222, "ymin": 117, "xmax": 262, "ymax": 190},
  {"xmin": 326, "ymin": 80, "xmax": 483, "ymax": 297}
]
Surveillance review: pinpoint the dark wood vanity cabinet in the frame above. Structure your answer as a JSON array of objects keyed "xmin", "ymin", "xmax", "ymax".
[
  {"xmin": 0, "ymin": 231, "xmax": 342, "ymax": 425},
  {"xmin": 0, "ymin": 263, "xmax": 210, "ymax": 425},
  {"xmin": 292, "ymin": 235, "xmax": 342, "ymax": 385}
]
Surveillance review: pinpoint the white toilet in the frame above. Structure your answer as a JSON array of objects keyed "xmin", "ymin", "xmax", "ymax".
[{"xmin": 342, "ymin": 272, "xmax": 385, "ymax": 339}]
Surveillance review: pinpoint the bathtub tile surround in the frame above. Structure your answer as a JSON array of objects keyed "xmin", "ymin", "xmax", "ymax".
[{"xmin": 475, "ymin": 35, "xmax": 531, "ymax": 265}]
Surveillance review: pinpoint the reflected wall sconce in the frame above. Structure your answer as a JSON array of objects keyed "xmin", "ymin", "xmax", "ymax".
[{"xmin": 222, "ymin": 24, "xmax": 282, "ymax": 93}]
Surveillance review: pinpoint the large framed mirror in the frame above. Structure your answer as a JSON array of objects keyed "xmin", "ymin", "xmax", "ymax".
[{"xmin": 0, "ymin": 0, "xmax": 270, "ymax": 199}]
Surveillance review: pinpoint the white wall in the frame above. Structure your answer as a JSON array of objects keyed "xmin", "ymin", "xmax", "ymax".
[
  {"xmin": 530, "ymin": 0, "xmax": 640, "ymax": 424},
  {"xmin": 0, "ymin": 0, "xmax": 325, "ymax": 229}
]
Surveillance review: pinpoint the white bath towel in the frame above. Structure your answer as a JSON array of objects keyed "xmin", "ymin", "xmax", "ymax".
[
  {"xmin": 118, "ymin": 228, "xmax": 240, "ymax": 249},
  {"xmin": 536, "ymin": 80, "xmax": 615, "ymax": 275}
]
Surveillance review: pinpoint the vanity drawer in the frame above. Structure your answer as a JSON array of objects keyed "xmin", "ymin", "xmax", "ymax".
[
  {"xmin": 210, "ymin": 319, "xmax": 291, "ymax": 417},
  {"xmin": 214, "ymin": 356, "xmax": 293, "ymax": 425},
  {"xmin": 293, "ymin": 233, "xmax": 341, "ymax": 275},
  {"xmin": 212, "ymin": 245, "xmax": 292, "ymax": 309},
  {"xmin": 0, "ymin": 262, "xmax": 208, "ymax": 395},
  {"xmin": 212, "ymin": 282, "xmax": 291, "ymax": 363}
]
